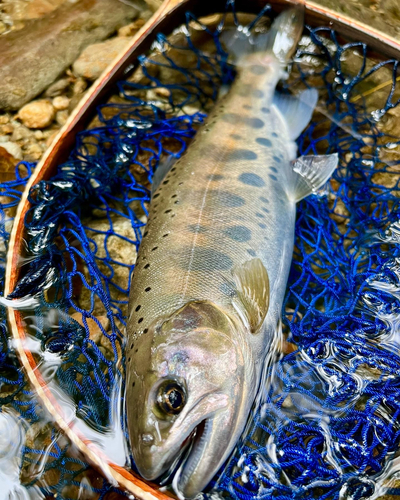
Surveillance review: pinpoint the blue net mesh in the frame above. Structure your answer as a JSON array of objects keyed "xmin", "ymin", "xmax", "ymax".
[{"xmin": 3, "ymin": 3, "xmax": 400, "ymax": 498}]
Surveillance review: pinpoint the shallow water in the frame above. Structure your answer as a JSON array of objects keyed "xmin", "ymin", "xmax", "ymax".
[{"xmin": 2, "ymin": 5, "xmax": 400, "ymax": 500}]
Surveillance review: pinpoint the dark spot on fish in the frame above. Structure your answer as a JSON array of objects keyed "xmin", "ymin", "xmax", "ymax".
[
  {"xmin": 272, "ymin": 132, "xmax": 278, "ymax": 137},
  {"xmin": 238, "ymin": 173, "xmax": 266, "ymax": 187},
  {"xmin": 258, "ymin": 223, "xmax": 267, "ymax": 229},
  {"xmin": 163, "ymin": 233, "xmax": 169, "ymax": 238},
  {"xmin": 135, "ymin": 305, "xmax": 141, "ymax": 312},
  {"xmin": 262, "ymin": 207, "xmax": 270, "ymax": 213},
  {"xmin": 208, "ymin": 174, "xmax": 224, "ymax": 181},
  {"xmin": 171, "ymin": 194, "xmax": 177, "ymax": 198},
  {"xmin": 247, "ymin": 117, "xmax": 264, "ymax": 129},
  {"xmin": 188, "ymin": 224, "xmax": 207, "ymax": 233},
  {"xmin": 174, "ymin": 200, "xmax": 179, "ymax": 204},
  {"xmin": 163, "ymin": 180, "xmax": 169, "ymax": 185},
  {"xmin": 165, "ymin": 209, "xmax": 172, "ymax": 214},
  {"xmin": 256, "ymin": 137, "xmax": 272, "ymax": 147},
  {"xmin": 252, "ymin": 89, "xmax": 264, "ymax": 98},
  {"xmin": 250, "ymin": 64, "xmax": 267, "ymax": 75},
  {"xmin": 143, "ymin": 328, "xmax": 148, "ymax": 334},
  {"xmin": 153, "ymin": 193, "xmax": 160, "ymax": 199},
  {"xmin": 132, "ymin": 381, "xmax": 135, "ymax": 387},
  {"xmin": 152, "ymin": 247, "xmax": 158, "ymax": 251},
  {"xmin": 130, "ymin": 343, "xmax": 134, "ymax": 349},
  {"xmin": 220, "ymin": 282, "xmax": 236, "ymax": 297},
  {"xmin": 227, "ymin": 149, "xmax": 257, "ymax": 161},
  {"xmin": 237, "ymin": 84, "xmax": 254, "ymax": 97},
  {"xmin": 269, "ymin": 174, "xmax": 278, "ymax": 181},
  {"xmin": 181, "ymin": 247, "xmax": 233, "ymax": 271},
  {"xmin": 212, "ymin": 190, "xmax": 246, "ymax": 207},
  {"xmin": 270, "ymin": 166, "xmax": 278, "ymax": 173},
  {"xmin": 273, "ymin": 156, "xmax": 282, "ymax": 163},
  {"xmin": 261, "ymin": 107, "xmax": 270, "ymax": 114},
  {"xmin": 144, "ymin": 263, "xmax": 150, "ymax": 269},
  {"xmin": 230, "ymin": 134, "xmax": 241, "ymax": 141},
  {"xmin": 221, "ymin": 113, "xmax": 240, "ymax": 124},
  {"xmin": 260, "ymin": 196, "xmax": 269, "ymax": 203},
  {"xmin": 222, "ymin": 113, "xmax": 264, "ymax": 129},
  {"xmin": 138, "ymin": 318, "xmax": 143, "ymax": 324},
  {"xmin": 145, "ymin": 287, "xmax": 151, "ymax": 292},
  {"xmin": 255, "ymin": 213, "xmax": 265, "ymax": 219},
  {"xmin": 247, "ymin": 249, "xmax": 256, "ymax": 257},
  {"xmin": 223, "ymin": 225, "xmax": 252, "ymax": 242}
]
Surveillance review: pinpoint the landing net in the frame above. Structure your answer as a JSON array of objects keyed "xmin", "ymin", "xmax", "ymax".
[{"xmin": 2, "ymin": 2, "xmax": 400, "ymax": 498}]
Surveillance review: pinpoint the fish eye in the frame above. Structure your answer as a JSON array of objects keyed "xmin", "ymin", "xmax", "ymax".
[{"xmin": 156, "ymin": 381, "xmax": 187, "ymax": 416}]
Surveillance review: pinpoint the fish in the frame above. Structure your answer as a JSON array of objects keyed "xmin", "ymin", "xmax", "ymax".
[{"xmin": 125, "ymin": 7, "xmax": 338, "ymax": 499}]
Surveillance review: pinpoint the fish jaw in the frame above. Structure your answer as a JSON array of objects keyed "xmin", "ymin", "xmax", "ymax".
[{"xmin": 172, "ymin": 400, "xmax": 251, "ymax": 499}]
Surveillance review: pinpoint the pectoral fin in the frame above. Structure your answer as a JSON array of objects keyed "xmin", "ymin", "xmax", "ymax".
[
  {"xmin": 292, "ymin": 153, "xmax": 338, "ymax": 202},
  {"xmin": 232, "ymin": 258, "xmax": 269, "ymax": 333}
]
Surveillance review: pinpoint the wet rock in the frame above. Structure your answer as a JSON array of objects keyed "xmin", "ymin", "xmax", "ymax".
[
  {"xmin": 0, "ymin": 0, "xmax": 139, "ymax": 110},
  {"xmin": 0, "ymin": 141, "xmax": 22, "ymax": 160},
  {"xmin": 71, "ymin": 312, "xmax": 110, "ymax": 345},
  {"xmin": 0, "ymin": 146, "xmax": 19, "ymax": 182},
  {"xmin": 52, "ymin": 95, "xmax": 69, "ymax": 111},
  {"xmin": 18, "ymin": 100, "xmax": 55, "ymax": 129},
  {"xmin": 0, "ymin": 123, "xmax": 14, "ymax": 135},
  {"xmin": 73, "ymin": 78, "xmax": 88, "ymax": 96},
  {"xmin": 73, "ymin": 37, "xmax": 132, "ymax": 81}
]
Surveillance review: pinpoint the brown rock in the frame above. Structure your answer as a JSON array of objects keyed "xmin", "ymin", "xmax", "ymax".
[
  {"xmin": 55, "ymin": 109, "xmax": 69, "ymax": 126},
  {"xmin": 70, "ymin": 312, "xmax": 110, "ymax": 345},
  {"xmin": 0, "ymin": 0, "xmax": 139, "ymax": 110},
  {"xmin": 18, "ymin": 100, "xmax": 55, "ymax": 129},
  {"xmin": 52, "ymin": 95, "xmax": 69, "ymax": 110},
  {"xmin": 73, "ymin": 37, "xmax": 132, "ymax": 81}
]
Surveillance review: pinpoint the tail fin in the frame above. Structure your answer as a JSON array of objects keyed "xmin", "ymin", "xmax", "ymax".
[{"xmin": 222, "ymin": 7, "xmax": 304, "ymax": 66}]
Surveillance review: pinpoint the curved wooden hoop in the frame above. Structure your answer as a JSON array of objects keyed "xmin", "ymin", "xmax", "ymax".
[{"xmin": 4, "ymin": 0, "xmax": 400, "ymax": 498}]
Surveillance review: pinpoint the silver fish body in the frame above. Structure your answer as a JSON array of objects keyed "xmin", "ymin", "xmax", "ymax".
[{"xmin": 125, "ymin": 9, "xmax": 337, "ymax": 499}]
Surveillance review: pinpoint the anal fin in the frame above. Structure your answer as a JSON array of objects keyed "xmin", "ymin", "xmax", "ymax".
[
  {"xmin": 292, "ymin": 153, "xmax": 338, "ymax": 202},
  {"xmin": 232, "ymin": 258, "xmax": 269, "ymax": 334}
]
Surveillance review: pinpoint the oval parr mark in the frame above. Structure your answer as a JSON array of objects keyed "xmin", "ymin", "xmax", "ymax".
[
  {"xmin": 180, "ymin": 247, "xmax": 233, "ymax": 271},
  {"xmin": 269, "ymin": 174, "xmax": 278, "ymax": 181},
  {"xmin": 269, "ymin": 166, "xmax": 278, "ymax": 173},
  {"xmin": 256, "ymin": 137, "xmax": 272, "ymax": 147},
  {"xmin": 227, "ymin": 149, "xmax": 258, "ymax": 161},
  {"xmin": 250, "ymin": 64, "xmax": 267, "ymax": 75},
  {"xmin": 238, "ymin": 173, "xmax": 266, "ymax": 187},
  {"xmin": 223, "ymin": 225, "xmax": 252, "ymax": 242},
  {"xmin": 273, "ymin": 155, "xmax": 282, "ymax": 163},
  {"xmin": 252, "ymin": 89, "xmax": 264, "ymax": 99},
  {"xmin": 259, "ymin": 196, "xmax": 269, "ymax": 203},
  {"xmin": 221, "ymin": 113, "xmax": 264, "ymax": 129},
  {"xmin": 230, "ymin": 134, "xmax": 242, "ymax": 141},
  {"xmin": 247, "ymin": 249, "xmax": 257, "ymax": 257},
  {"xmin": 220, "ymin": 282, "xmax": 236, "ymax": 297},
  {"xmin": 272, "ymin": 132, "xmax": 278, "ymax": 137},
  {"xmin": 211, "ymin": 190, "xmax": 246, "ymax": 207},
  {"xmin": 261, "ymin": 107, "xmax": 270, "ymax": 114}
]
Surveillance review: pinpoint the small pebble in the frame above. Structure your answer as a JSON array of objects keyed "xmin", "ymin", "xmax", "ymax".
[
  {"xmin": 73, "ymin": 78, "xmax": 87, "ymax": 95},
  {"xmin": 0, "ymin": 124, "xmax": 14, "ymax": 135},
  {"xmin": 56, "ymin": 110, "xmax": 69, "ymax": 126},
  {"xmin": 33, "ymin": 130, "xmax": 44, "ymax": 140},
  {"xmin": 23, "ymin": 142, "xmax": 43, "ymax": 161},
  {"xmin": 44, "ymin": 78, "xmax": 71, "ymax": 97},
  {"xmin": 0, "ymin": 116, "xmax": 10, "ymax": 125},
  {"xmin": 18, "ymin": 100, "xmax": 55, "ymax": 129},
  {"xmin": 12, "ymin": 124, "xmax": 32, "ymax": 141},
  {"xmin": 52, "ymin": 95, "xmax": 70, "ymax": 111},
  {"xmin": 118, "ymin": 18, "xmax": 145, "ymax": 37}
]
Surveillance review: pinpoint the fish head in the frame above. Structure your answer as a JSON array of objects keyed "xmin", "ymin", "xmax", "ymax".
[{"xmin": 126, "ymin": 300, "xmax": 252, "ymax": 498}]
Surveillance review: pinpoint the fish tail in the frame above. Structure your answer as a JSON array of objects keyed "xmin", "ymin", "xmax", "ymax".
[{"xmin": 222, "ymin": 6, "xmax": 304, "ymax": 66}]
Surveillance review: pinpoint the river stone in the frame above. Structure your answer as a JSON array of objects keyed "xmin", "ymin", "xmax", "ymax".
[
  {"xmin": 18, "ymin": 100, "xmax": 55, "ymax": 129},
  {"xmin": 73, "ymin": 37, "xmax": 132, "ymax": 81},
  {"xmin": 0, "ymin": 0, "xmax": 139, "ymax": 110}
]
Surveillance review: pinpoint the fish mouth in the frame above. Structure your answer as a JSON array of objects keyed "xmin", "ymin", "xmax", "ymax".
[{"xmin": 172, "ymin": 417, "xmax": 213, "ymax": 499}]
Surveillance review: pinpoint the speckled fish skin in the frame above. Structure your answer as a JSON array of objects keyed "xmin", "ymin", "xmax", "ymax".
[{"xmin": 125, "ymin": 9, "xmax": 334, "ymax": 499}]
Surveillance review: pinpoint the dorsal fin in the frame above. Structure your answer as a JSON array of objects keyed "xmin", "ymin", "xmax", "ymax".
[
  {"xmin": 291, "ymin": 153, "xmax": 338, "ymax": 202},
  {"xmin": 232, "ymin": 258, "xmax": 269, "ymax": 333}
]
